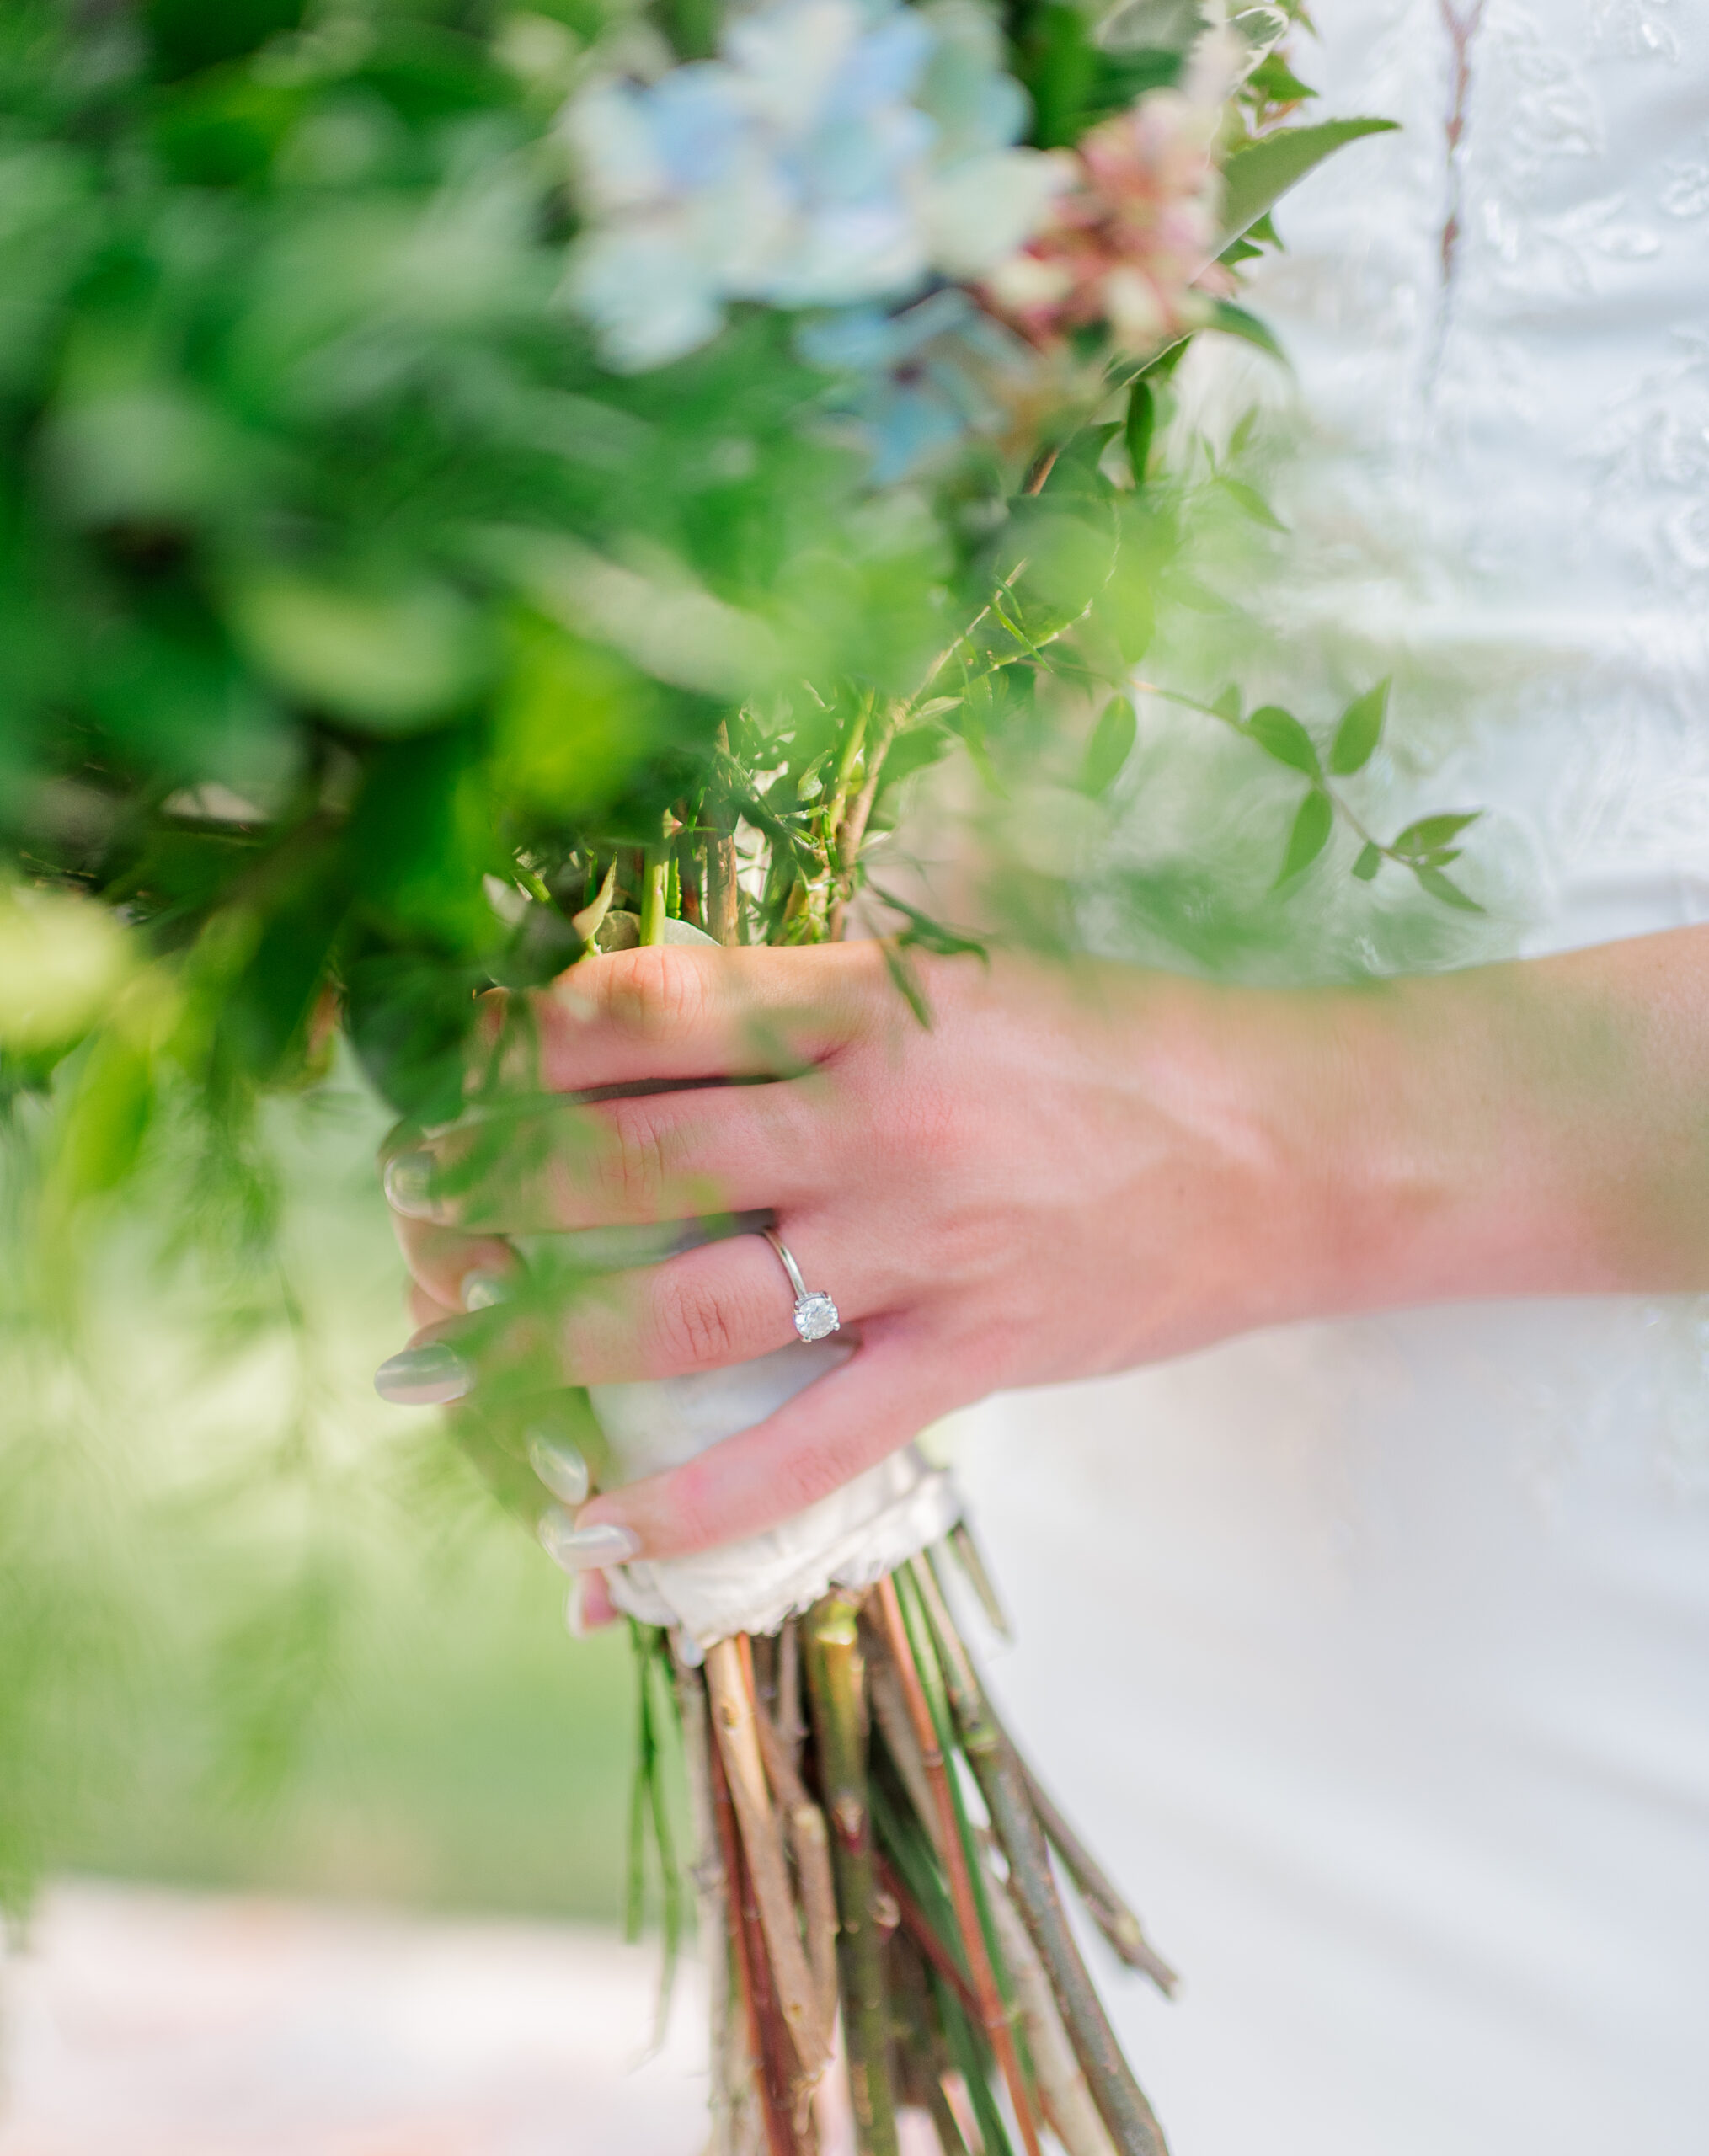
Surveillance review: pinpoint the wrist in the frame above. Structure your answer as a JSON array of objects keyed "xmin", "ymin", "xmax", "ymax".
[
  {"xmin": 1167, "ymin": 969, "xmax": 1599, "ymax": 1334},
  {"xmin": 1286, "ymin": 946, "xmax": 1709, "ymax": 1316}
]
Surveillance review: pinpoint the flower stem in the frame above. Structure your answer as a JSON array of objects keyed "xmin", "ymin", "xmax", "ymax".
[
  {"xmin": 674, "ymin": 1648, "xmax": 738, "ymax": 2156},
  {"xmin": 746, "ymin": 1639, "xmax": 840, "ymax": 2050},
  {"xmin": 711, "ymin": 1713, "xmax": 809, "ymax": 2156},
  {"xmin": 1011, "ymin": 1751, "xmax": 1178, "ymax": 1997},
  {"xmin": 906, "ymin": 1559, "xmax": 1170, "ymax": 2156},
  {"xmin": 873, "ymin": 1576, "xmax": 1043, "ymax": 2156},
  {"xmin": 802, "ymin": 1595, "xmax": 900, "ymax": 2156},
  {"xmin": 706, "ymin": 1638, "xmax": 830, "ymax": 2089},
  {"xmin": 639, "ymin": 814, "xmax": 671, "ymax": 946}
]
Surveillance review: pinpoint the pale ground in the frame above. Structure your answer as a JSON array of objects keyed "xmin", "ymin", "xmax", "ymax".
[
  {"xmin": 0, "ymin": 1883, "xmax": 945, "ymax": 2156},
  {"xmin": 0, "ymin": 1881, "xmax": 713, "ymax": 2156}
]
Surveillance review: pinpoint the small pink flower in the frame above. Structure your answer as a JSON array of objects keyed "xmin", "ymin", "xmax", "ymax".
[{"xmin": 981, "ymin": 80, "xmax": 1231, "ymax": 355}]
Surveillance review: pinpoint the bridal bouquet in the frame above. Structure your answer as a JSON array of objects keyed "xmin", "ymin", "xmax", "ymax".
[{"xmin": 0, "ymin": 1, "xmax": 1414, "ymax": 2148}]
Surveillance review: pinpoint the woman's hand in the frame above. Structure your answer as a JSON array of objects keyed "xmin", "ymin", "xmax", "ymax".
[{"xmin": 376, "ymin": 926, "xmax": 1709, "ymax": 1566}]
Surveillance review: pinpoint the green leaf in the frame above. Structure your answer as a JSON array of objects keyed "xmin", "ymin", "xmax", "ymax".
[
  {"xmin": 1413, "ymin": 864, "xmax": 1485, "ymax": 914},
  {"xmin": 1204, "ymin": 298, "xmax": 1290, "ymax": 367},
  {"xmin": 1276, "ymin": 787, "xmax": 1333, "ymax": 884},
  {"xmin": 1079, "ymin": 696, "xmax": 1138, "ymax": 796},
  {"xmin": 228, "ymin": 574, "xmax": 492, "ymax": 735},
  {"xmin": 1167, "ymin": 571, "xmax": 1234, "ymax": 615},
  {"xmin": 1328, "ymin": 678, "xmax": 1389, "ymax": 774},
  {"xmin": 1217, "ymin": 475, "xmax": 1286, "ymax": 531},
  {"xmin": 1212, "ymin": 685, "xmax": 1243, "ymax": 723},
  {"xmin": 1019, "ymin": 1, "xmax": 1102, "ymax": 147},
  {"xmin": 1125, "ymin": 377, "xmax": 1156, "ymax": 486},
  {"xmin": 1083, "ymin": 44, "xmax": 1183, "ymax": 125},
  {"xmin": 879, "ymin": 938, "xmax": 935, "ymax": 1027},
  {"xmin": 1352, "ymin": 841, "xmax": 1382, "ymax": 880},
  {"xmin": 1245, "ymin": 705, "xmax": 1321, "ymax": 776},
  {"xmin": 874, "ymin": 889, "xmax": 989, "ymax": 959},
  {"xmin": 1219, "ymin": 119, "xmax": 1401, "ymax": 246},
  {"xmin": 1393, "ymin": 810, "xmax": 1481, "ymax": 857},
  {"xmin": 1247, "ymin": 53, "xmax": 1318, "ymax": 104},
  {"xmin": 51, "ymin": 1030, "xmax": 156, "ymax": 1200}
]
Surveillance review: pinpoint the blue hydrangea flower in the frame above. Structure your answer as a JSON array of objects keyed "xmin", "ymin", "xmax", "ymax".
[
  {"xmin": 562, "ymin": 0, "xmax": 1065, "ymax": 370},
  {"xmin": 798, "ymin": 287, "xmax": 1042, "ymax": 483}
]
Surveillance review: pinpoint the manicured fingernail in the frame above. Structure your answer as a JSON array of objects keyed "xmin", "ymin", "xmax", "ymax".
[
  {"xmin": 536, "ymin": 1511, "xmax": 639, "ymax": 1572},
  {"xmin": 461, "ymin": 1269, "xmax": 511, "ymax": 1313},
  {"xmin": 564, "ymin": 1577, "xmax": 590, "ymax": 1637},
  {"xmin": 373, "ymin": 1342, "xmax": 471, "ymax": 1406},
  {"xmin": 383, "ymin": 1150, "xmax": 441, "ymax": 1219},
  {"xmin": 528, "ymin": 1433, "xmax": 590, "ymax": 1506}
]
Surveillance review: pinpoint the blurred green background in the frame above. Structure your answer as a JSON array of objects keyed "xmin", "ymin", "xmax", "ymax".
[{"xmin": 0, "ymin": 1063, "xmax": 638, "ymax": 1928}]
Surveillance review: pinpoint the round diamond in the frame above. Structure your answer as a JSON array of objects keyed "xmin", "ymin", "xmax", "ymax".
[{"xmin": 793, "ymin": 1291, "xmax": 840, "ymax": 1342}]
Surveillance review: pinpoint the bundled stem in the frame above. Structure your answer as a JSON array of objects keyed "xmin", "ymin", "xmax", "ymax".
[
  {"xmin": 801, "ymin": 1595, "xmax": 900, "ymax": 2156},
  {"xmin": 1013, "ymin": 1753, "xmax": 1178, "ymax": 1998},
  {"xmin": 658, "ymin": 1540, "xmax": 1178, "ymax": 2156},
  {"xmin": 906, "ymin": 1559, "xmax": 1170, "ymax": 2156},
  {"xmin": 707, "ymin": 1638, "xmax": 831, "ymax": 2095},
  {"xmin": 947, "ymin": 1522, "xmax": 1012, "ymax": 1641},
  {"xmin": 746, "ymin": 1637, "xmax": 839, "ymax": 2048},
  {"xmin": 674, "ymin": 1644, "xmax": 739, "ymax": 2156},
  {"xmin": 711, "ymin": 1717, "xmax": 809, "ymax": 2156},
  {"xmin": 873, "ymin": 1575, "xmax": 1044, "ymax": 2156}
]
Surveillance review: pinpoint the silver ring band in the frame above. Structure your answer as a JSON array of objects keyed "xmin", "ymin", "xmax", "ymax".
[{"xmin": 761, "ymin": 1228, "xmax": 841, "ymax": 1342}]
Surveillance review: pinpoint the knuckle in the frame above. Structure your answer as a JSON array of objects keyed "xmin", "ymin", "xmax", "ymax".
[
  {"xmin": 602, "ymin": 945, "xmax": 708, "ymax": 1038},
  {"xmin": 669, "ymin": 1460, "xmax": 729, "ymax": 1556},
  {"xmin": 652, "ymin": 1272, "xmax": 743, "ymax": 1370},
  {"xmin": 772, "ymin": 1431, "xmax": 858, "ymax": 1516},
  {"xmin": 595, "ymin": 1104, "xmax": 671, "ymax": 1211}
]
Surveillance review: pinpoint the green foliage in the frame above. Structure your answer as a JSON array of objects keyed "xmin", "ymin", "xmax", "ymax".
[
  {"xmin": 1219, "ymin": 117, "xmax": 1400, "ymax": 246},
  {"xmin": 1244, "ymin": 704, "xmax": 1320, "ymax": 776},
  {"xmin": 0, "ymin": 0, "xmax": 1415, "ymax": 1171},
  {"xmin": 0, "ymin": 1070, "xmax": 640, "ymax": 1922},
  {"xmin": 1245, "ymin": 51, "xmax": 1316, "ymax": 106},
  {"xmin": 1202, "ymin": 298, "xmax": 1292, "ymax": 368},
  {"xmin": 1079, "ymin": 696, "xmax": 1139, "ymax": 796},
  {"xmin": 1328, "ymin": 678, "xmax": 1388, "ymax": 774},
  {"xmin": 625, "ymin": 1624, "xmax": 683, "ymax": 2036},
  {"xmin": 0, "ymin": 0, "xmax": 1479, "ymax": 1925},
  {"xmin": 1275, "ymin": 784, "xmax": 1332, "ymax": 883}
]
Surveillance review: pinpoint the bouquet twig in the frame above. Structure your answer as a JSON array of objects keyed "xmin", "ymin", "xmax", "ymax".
[{"xmin": 658, "ymin": 1547, "xmax": 1179, "ymax": 2156}]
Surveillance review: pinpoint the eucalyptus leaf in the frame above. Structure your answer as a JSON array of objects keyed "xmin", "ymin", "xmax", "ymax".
[
  {"xmin": 1217, "ymin": 475, "xmax": 1286, "ymax": 531},
  {"xmin": 1275, "ymin": 787, "xmax": 1333, "ymax": 885},
  {"xmin": 1413, "ymin": 864, "xmax": 1485, "ymax": 914},
  {"xmin": 1393, "ymin": 810, "xmax": 1481, "ymax": 857},
  {"xmin": 1245, "ymin": 706, "xmax": 1321, "ymax": 776},
  {"xmin": 1328, "ymin": 679, "xmax": 1389, "ymax": 775}
]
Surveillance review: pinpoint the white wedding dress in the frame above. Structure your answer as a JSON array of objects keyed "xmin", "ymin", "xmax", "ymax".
[{"xmin": 960, "ymin": 6, "xmax": 1709, "ymax": 2152}]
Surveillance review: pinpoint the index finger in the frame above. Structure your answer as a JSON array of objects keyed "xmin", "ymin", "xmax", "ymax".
[{"xmin": 519, "ymin": 940, "xmax": 886, "ymax": 1095}]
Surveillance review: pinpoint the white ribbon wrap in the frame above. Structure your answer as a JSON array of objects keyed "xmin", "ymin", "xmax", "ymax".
[{"xmin": 589, "ymin": 1340, "xmax": 960, "ymax": 1649}]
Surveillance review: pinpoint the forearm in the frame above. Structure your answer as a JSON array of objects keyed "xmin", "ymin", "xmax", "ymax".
[{"xmin": 1307, "ymin": 925, "xmax": 1709, "ymax": 1313}]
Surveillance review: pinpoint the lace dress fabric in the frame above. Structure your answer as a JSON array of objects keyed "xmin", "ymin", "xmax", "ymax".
[{"xmin": 959, "ymin": 7, "xmax": 1709, "ymax": 2149}]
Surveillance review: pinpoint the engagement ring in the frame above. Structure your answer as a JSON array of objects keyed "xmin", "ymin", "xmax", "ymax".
[{"xmin": 761, "ymin": 1228, "xmax": 841, "ymax": 1342}]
